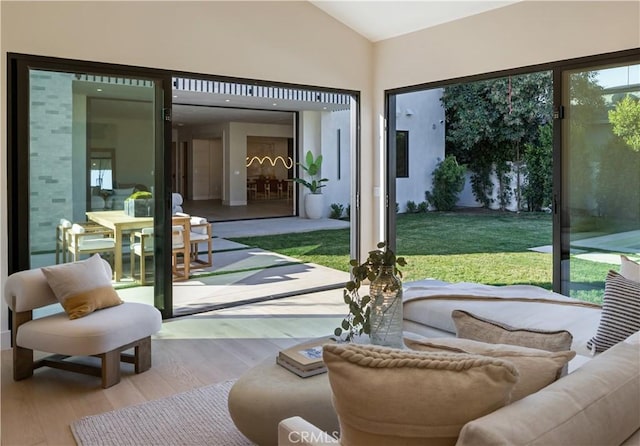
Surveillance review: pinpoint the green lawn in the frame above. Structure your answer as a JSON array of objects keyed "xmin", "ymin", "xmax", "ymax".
[{"xmin": 230, "ymin": 211, "xmax": 614, "ymax": 304}]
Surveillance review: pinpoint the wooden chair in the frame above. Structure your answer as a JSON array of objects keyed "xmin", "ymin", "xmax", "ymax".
[
  {"xmin": 171, "ymin": 216, "xmax": 191, "ymax": 282},
  {"xmin": 269, "ymin": 179, "xmax": 280, "ymax": 199},
  {"xmin": 66, "ymin": 223, "xmax": 116, "ymax": 265},
  {"xmin": 55, "ymin": 218, "xmax": 72, "ymax": 264},
  {"xmin": 189, "ymin": 216, "xmax": 213, "ymax": 268},
  {"xmin": 130, "ymin": 227, "xmax": 154, "ymax": 285},
  {"xmin": 256, "ymin": 179, "xmax": 269, "ymax": 200},
  {"xmin": 130, "ymin": 219, "xmax": 191, "ymax": 284},
  {"xmin": 247, "ymin": 181, "xmax": 257, "ymax": 201}
]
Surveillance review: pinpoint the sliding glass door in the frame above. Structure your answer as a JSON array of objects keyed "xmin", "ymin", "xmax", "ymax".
[
  {"xmin": 560, "ymin": 61, "xmax": 640, "ymax": 299},
  {"xmin": 8, "ymin": 55, "xmax": 173, "ymax": 317}
]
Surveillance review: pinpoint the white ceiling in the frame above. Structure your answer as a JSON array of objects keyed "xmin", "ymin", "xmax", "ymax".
[{"xmin": 310, "ymin": 0, "xmax": 521, "ymax": 42}]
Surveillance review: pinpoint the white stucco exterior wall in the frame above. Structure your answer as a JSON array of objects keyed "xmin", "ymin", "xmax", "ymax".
[{"xmin": 395, "ymin": 89, "xmax": 445, "ymax": 212}]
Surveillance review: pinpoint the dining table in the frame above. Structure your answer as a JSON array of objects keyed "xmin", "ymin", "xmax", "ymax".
[{"xmin": 86, "ymin": 210, "xmax": 154, "ymax": 282}]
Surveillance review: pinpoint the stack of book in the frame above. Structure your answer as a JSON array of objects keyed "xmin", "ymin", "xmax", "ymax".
[{"xmin": 276, "ymin": 337, "xmax": 336, "ymax": 378}]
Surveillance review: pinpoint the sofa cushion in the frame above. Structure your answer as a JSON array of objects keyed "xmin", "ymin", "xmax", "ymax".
[
  {"xmin": 323, "ymin": 343, "xmax": 518, "ymax": 446},
  {"xmin": 587, "ymin": 270, "xmax": 640, "ymax": 353},
  {"xmin": 404, "ymin": 337, "xmax": 575, "ymax": 402},
  {"xmin": 455, "ymin": 340, "xmax": 640, "ymax": 446},
  {"xmin": 402, "ymin": 281, "xmax": 602, "ymax": 357},
  {"xmin": 621, "ymin": 255, "xmax": 640, "ymax": 283},
  {"xmin": 452, "ymin": 309, "xmax": 573, "ymax": 352},
  {"xmin": 41, "ymin": 254, "xmax": 123, "ymax": 320}
]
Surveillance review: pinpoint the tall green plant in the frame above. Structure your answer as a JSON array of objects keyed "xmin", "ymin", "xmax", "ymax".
[
  {"xmin": 522, "ymin": 124, "xmax": 553, "ymax": 211},
  {"xmin": 293, "ymin": 150, "xmax": 328, "ymax": 194},
  {"xmin": 425, "ymin": 156, "xmax": 466, "ymax": 211}
]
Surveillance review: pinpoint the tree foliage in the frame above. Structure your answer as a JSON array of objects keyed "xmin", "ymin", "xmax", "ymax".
[
  {"xmin": 442, "ymin": 72, "xmax": 553, "ymax": 208},
  {"xmin": 608, "ymin": 94, "xmax": 640, "ymax": 152}
]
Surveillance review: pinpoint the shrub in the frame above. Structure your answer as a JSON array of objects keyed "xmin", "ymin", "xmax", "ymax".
[
  {"xmin": 522, "ymin": 124, "xmax": 552, "ymax": 211},
  {"xmin": 329, "ymin": 203, "xmax": 344, "ymax": 219},
  {"xmin": 425, "ymin": 156, "xmax": 466, "ymax": 211},
  {"xmin": 345, "ymin": 204, "xmax": 351, "ymax": 220},
  {"xmin": 405, "ymin": 200, "xmax": 417, "ymax": 213},
  {"xmin": 417, "ymin": 201, "xmax": 428, "ymax": 213}
]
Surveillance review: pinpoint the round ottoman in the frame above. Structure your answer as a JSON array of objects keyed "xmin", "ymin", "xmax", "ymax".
[{"xmin": 228, "ymin": 357, "xmax": 338, "ymax": 446}]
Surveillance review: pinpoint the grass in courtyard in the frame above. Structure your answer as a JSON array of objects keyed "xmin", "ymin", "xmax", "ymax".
[{"xmin": 230, "ymin": 211, "xmax": 616, "ymax": 304}]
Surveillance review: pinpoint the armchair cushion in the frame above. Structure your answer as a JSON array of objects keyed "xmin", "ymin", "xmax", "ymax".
[
  {"xmin": 323, "ymin": 343, "xmax": 518, "ymax": 446},
  {"xmin": 41, "ymin": 254, "xmax": 123, "ymax": 320}
]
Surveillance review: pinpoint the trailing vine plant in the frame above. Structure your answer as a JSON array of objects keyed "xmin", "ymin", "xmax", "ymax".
[{"xmin": 334, "ymin": 242, "xmax": 407, "ymax": 342}]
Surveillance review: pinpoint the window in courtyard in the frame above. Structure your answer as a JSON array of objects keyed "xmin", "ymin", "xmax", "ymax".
[{"xmin": 396, "ymin": 130, "xmax": 409, "ymax": 178}]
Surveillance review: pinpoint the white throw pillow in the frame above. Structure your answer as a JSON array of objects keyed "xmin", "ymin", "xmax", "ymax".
[{"xmin": 620, "ymin": 255, "xmax": 640, "ymax": 283}]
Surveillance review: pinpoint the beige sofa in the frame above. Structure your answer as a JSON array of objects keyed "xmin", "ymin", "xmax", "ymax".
[{"xmin": 277, "ymin": 280, "xmax": 640, "ymax": 446}]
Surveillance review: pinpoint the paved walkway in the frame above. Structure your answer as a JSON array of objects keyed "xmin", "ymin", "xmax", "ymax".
[{"xmin": 117, "ymin": 217, "xmax": 351, "ymax": 316}]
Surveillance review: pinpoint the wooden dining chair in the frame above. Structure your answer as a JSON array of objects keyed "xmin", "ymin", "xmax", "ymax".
[
  {"xmin": 171, "ymin": 216, "xmax": 191, "ymax": 282},
  {"xmin": 130, "ymin": 220, "xmax": 191, "ymax": 284},
  {"xmin": 130, "ymin": 227, "xmax": 154, "ymax": 285},
  {"xmin": 66, "ymin": 223, "xmax": 116, "ymax": 265}
]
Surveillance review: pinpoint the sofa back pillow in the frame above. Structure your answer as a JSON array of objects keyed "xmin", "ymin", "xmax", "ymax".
[
  {"xmin": 452, "ymin": 309, "xmax": 573, "ymax": 352},
  {"xmin": 405, "ymin": 337, "xmax": 575, "ymax": 402},
  {"xmin": 323, "ymin": 343, "xmax": 518, "ymax": 446}
]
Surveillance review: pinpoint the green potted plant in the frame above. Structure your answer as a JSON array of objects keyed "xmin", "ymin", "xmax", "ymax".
[
  {"xmin": 293, "ymin": 150, "xmax": 328, "ymax": 219},
  {"xmin": 124, "ymin": 191, "xmax": 153, "ymax": 217},
  {"xmin": 335, "ymin": 242, "xmax": 407, "ymax": 346}
]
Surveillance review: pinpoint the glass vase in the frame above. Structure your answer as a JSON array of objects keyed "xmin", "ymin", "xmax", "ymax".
[{"xmin": 369, "ymin": 265, "xmax": 404, "ymax": 348}]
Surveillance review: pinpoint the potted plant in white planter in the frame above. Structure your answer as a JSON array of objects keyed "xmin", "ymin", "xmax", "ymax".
[{"xmin": 293, "ymin": 150, "xmax": 328, "ymax": 219}]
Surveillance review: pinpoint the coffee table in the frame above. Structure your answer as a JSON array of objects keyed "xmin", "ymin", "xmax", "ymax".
[{"xmin": 228, "ymin": 356, "xmax": 339, "ymax": 446}]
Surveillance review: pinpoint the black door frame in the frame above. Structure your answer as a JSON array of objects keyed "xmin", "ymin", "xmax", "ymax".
[
  {"xmin": 7, "ymin": 52, "xmax": 362, "ymax": 318},
  {"xmin": 384, "ymin": 48, "xmax": 640, "ymax": 294},
  {"xmin": 7, "ymin": 53, "xmax": 175, "ymax": 318}
]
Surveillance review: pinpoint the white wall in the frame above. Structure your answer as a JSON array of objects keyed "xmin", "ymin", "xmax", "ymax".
[
  {"xmin": 299, "ymin": 111, "xmax": 322, "ymax": 217},
  {"xmin": 321, "ymin": 109, "xmax": 351, "ymax": 217},
  {"xmin": 395, "ymin": 89, "xmax": 445, "ymax": 212}
]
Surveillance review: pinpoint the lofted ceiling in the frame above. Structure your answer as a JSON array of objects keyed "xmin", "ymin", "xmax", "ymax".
[{"xmin": 310, "ymin": 0, "xmax": 522, "ymax": 42}]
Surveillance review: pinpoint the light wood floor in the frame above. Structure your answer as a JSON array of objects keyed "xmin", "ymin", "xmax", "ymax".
[{"xmin": 1, "ymin": 290, "xmax": 345, "ymax": 446}]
